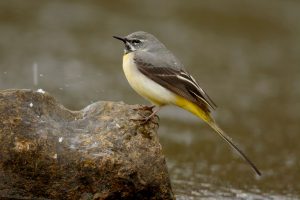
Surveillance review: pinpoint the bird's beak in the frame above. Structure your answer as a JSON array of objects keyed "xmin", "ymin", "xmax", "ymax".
[{"xmin": 113, "ymin": 36, "xmax": 127, "ymax": 43}]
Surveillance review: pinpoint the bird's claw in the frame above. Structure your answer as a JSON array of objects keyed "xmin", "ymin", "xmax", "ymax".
[{"xmin": 130, "ymin": 114, "xmax": 159, "ymax": 125}]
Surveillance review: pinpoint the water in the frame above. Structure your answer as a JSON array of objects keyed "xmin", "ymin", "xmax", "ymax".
[{"xmin": 1, "ymin": 0, "xmax": 300, "ymax": 199}]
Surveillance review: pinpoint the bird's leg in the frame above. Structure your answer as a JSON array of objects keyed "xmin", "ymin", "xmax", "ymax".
[
  {"xmin": 140, "ymin": 107, "xmax": 161, "ymax": 124},
  {"xmin": 131, "ymin": 106, "xmax": 161, "ymax": 124}
]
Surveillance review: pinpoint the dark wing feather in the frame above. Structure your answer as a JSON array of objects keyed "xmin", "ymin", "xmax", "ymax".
[{"xmin": 134, "ymin": 57, "xmax": 217, "ymax": 112}]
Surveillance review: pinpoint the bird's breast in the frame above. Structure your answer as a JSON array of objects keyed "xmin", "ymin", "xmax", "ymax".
[
  {"xmin": 122, "ymin": 53, "xmax": 138, "ymax": 84},
  {"xmin": 122, "ymin": 52, "xmax": 177, "ymax": 105}
]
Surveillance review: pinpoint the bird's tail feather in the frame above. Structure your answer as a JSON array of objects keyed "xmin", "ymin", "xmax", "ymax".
[
  {"xmin": 176, "ymin": 97, "xmax": 261, "ymax": 176},
  {"xmin": 206, "ymin": 119, "xmax": 261, "ymax": 176}
]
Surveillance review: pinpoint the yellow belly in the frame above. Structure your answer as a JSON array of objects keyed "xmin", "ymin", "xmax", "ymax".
[{"xmin": 122, "ymin": 53, "xmax": 177, "ymax": 106}]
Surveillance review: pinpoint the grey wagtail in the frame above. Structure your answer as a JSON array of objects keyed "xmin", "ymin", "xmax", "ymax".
[{"xmin": 113, "ymin": 31, "xmax": 261, "ymax": 176}]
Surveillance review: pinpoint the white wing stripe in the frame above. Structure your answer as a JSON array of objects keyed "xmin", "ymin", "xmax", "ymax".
[
  {"xmin": 176, "ymin": 74, "xmax": 201, "ymax": 90},
  {"xmin": 190, "ymin": 91, "xmax": 214, "ymax": 109}
]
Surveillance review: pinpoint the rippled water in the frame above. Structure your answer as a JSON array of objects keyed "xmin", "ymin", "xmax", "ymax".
[{"xmin": 1, "ymin": 1, "xmax": 300, "ymax": 199}]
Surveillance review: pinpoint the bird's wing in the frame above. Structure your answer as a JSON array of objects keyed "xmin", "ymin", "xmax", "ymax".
[{"xmin": 133, "ymin": 54, "xmax": 217, "ymax": 112}]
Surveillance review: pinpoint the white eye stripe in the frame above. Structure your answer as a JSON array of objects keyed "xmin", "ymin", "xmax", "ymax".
[
  {"xmin": 132, "ymin": 40, "xmax": 140, "ymax": 44},
  {"xmin": 131, "ymin": 39, "xmax": 145, "ymax": 45}
]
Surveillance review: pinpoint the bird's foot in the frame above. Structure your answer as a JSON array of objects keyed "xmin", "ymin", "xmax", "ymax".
[{"xmin": 131, "ymin": 107, "xmax": 160, "ymax": 125}]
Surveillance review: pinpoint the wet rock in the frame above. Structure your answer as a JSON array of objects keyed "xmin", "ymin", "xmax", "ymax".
[{"xmin": 0, "ymin": 89, "xmax": 174, "ymax": 200}]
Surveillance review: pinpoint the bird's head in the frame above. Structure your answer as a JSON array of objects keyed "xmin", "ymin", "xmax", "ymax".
[{"xmin": 113, "ymin": 31, "xmax": 165, "ymax": 54}]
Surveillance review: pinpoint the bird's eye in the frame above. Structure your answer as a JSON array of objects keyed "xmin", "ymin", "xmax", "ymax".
[{"xmin": 131, "ymin": 39, "xmax": 141, "ymax": 45}]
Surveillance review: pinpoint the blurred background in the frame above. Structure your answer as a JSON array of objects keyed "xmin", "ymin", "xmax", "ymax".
[{"xmin": 0, "ymin": 0, "xmax": 299, "ymax": 199}]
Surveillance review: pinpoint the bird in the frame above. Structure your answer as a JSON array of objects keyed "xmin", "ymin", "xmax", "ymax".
[{"xmin": 113, "ymin": 31, "xmax": 261, "ymax": 176}]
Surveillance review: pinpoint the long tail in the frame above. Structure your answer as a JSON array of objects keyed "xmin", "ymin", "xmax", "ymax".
[
  {"xmin": 207, "ymin": 119, "xmax": 261, "ymax": 176},
  {"xmin": 177, "ymin": 97, "xmax": 262, "ymax": 176}
]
